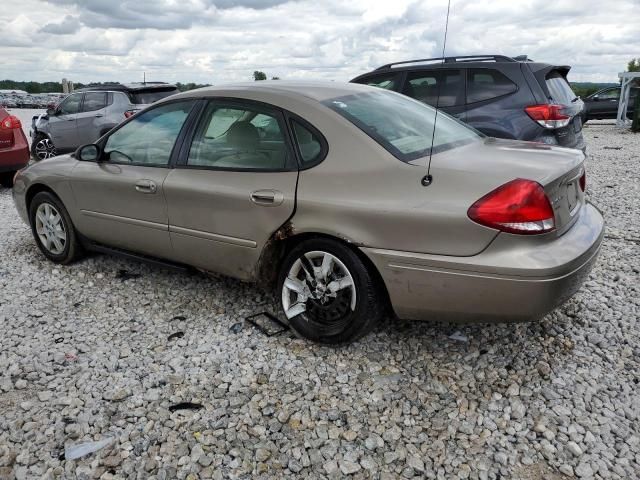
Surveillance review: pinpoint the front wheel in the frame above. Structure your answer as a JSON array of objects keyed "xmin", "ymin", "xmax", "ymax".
[
  {"xmin": 29, "ymin": 192, "xmax": 83, "ymax": 264},
  {"xmin": 31, "ymin": 134, "xmax": 56, "ymax": 160},
  {"xmin": 278, "ymin": 238, "xmax": 383, "ymax": 345}
]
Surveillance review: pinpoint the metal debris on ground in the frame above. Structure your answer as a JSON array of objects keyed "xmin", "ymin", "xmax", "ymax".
[
  {"xmin": 168, "ymin": 402, "xmax": 203, "ymax": 412},
  {"xmin": 229, "ymin": 322, "xmax": 243, "ymax": 334},
  {"xmin": 245, "ymin": 312, "xmax": 290, "ymax": 337}
]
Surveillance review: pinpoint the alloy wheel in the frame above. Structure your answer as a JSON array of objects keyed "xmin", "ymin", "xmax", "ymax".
[
  {"xmin": 282, "ymin": 250, "xmax": 357, "ymax": 333},
  {"xmin": 34, "ymin": 138, "xmax": 56, "ymax": 159},
  {"xmin": 35, "ymin": 203, "xmax": 67, "ymax": 255}
]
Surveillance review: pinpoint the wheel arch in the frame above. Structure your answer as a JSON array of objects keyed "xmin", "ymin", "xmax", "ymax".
[
  {"xmin": 25, "ymin": 183, "xmax": 63, "ymax": 218},
  {"xmin": 256, "ymin": 225, "xmax": 392, "ymax": 312}
]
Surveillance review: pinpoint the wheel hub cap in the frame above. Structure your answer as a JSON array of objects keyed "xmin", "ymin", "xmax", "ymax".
[{"xmin": 35, "ymin": 203, "xmax": 66, "ymax": 255}]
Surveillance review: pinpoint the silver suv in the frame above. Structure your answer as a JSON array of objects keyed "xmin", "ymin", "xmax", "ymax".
[{"xmin": 30, "ymin": 83, "xmax": 179, "ymax": 160}]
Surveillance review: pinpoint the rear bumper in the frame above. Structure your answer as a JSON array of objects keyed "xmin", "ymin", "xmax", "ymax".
[
  {"xmin": 362, "ymin": 203, "xmax": 604, "ymax": 322},
  {"xmin": 0, "ymin": 148, "xmax": 29, "ymax": 173}
]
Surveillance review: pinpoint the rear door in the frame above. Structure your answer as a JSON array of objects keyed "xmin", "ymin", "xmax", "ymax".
[
  {"xmin": 75, "ymin": 91, "xmax": 108, "ymax": 144},
  {"xmin": 401, "ymin": 69, "xmax": 466, "ymax": 120},
  {"xmin": 48, "ymin": 93, "xmax": 83, "ymax": 151},
  {"xmin": 588, "ymin": 88, "xmax": 620, "ymax": 118},
  {"xmin": 70, "ymin": 100, "xmax": 196, "ymax": 259},
  {"xmin": 164, "ymin": 99, "xmax": 298, "ymax": 281}
]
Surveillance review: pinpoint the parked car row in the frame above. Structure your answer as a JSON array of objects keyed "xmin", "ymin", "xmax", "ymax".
[
  {"xmin": 30, "ymin": 82, "xmax": 180, "ymax": 160},
  {"xmin": 583, "ymin": 86, "xmax": 638, "ymax": 121},
  {"xmin": 0, "ymin": 93, "xmax": 65, "ymax": 109},
  {"xmin": 12, "ymin": 75, "xmax": 604, "ymax": 344}
]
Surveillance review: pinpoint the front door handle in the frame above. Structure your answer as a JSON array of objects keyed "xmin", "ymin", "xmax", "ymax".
[
  {"xmin": 251, "ymin": 190, "xmax": 284, "ymax": 206},
  {"xmin": 94, "ymin": 114, "xmax": 104, "ymax": 118},
  {"xmin": 135, "ymin": 179, "xmax": 157, "ymax": 194}
]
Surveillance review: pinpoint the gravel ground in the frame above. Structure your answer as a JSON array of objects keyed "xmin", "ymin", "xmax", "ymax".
[{"xmin": 0, "ymin": 122, "xmax": 638, "ymax": 480}]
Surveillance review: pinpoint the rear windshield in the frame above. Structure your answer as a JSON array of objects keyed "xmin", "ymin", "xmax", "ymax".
[
  {"xmin": 322, "ymin": 90, "xmax": 482, "ymax": 162},
  {"xmin": 545, "ymin": 71, "xmax": 577, "ymax": 105},
  {"xmin": 129, "ymin": 87, "xmax": 179, "ymax": 104}
]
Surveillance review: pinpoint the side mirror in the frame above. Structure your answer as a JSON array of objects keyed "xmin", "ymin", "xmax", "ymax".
[
  {"xmin": 592, "ymin": 95, "xmax": 599, "ymax": 101},
  {"xmin": 46, "ymin": 106, "xmax": 57, "ymax": 116},
  {"xmin": 76, "ymin": 144, "xmax": 101, "ymax": 162}
]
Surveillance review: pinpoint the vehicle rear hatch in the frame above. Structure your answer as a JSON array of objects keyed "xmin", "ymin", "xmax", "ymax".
[
  {"xmin": 128, "ymin": 86, "xmax": 179, "ymax": 105},
  {"xmin": 0, "ymin": 109, "xmax": 14, "ymax": 149},
  {"xmin": 531, "ymin": 65, "xmax": 585, "ymax": 146}
]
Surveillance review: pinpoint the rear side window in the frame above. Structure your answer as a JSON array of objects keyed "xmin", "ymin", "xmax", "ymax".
[
  {"xmin": 130, "ymin": 88, "xmax": 179, "ymax": 104},
  {"xmin": 291, "ymin": 120, "xmax": 323, "ymax": 166},
  {"xmin": 545, "ymin": 71, "xmax": 577, "ymax": 105},
  {"xmin": 467, "ymin": 69, "xmax": 517, "ymax": 103},
  {"xmin": 403, "ymin": 70, "xmax": 464, "ymax": 107},
  {"xmin": 358, "ymin": 74, "xmax": 398, "ymax": 90},
  {"xmin": 82, "ymin": 92, "xmax": 107, "ymax": 112}
]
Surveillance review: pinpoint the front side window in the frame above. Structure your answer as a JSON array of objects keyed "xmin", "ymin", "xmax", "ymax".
[
  {"xmin": 82, "ymin": 92, "xmax": 107, "ymax": 112},
  {"xmin": 467, "ymin": 69, "xmax": 517, "ymax": 103},
  {"xmin": 323, "ymin": 90, "xmax": 481, "ymax": 162},
  {"xmin": 597, "ymin": 89, "xmax": 620, "ymax": 100},
  {"xmin": 187, "ymin": 103, "xmax": 289, "ymax": 170},
  {"xmin": 104, "ymin": 100, "xmax": 194, "ymax": 166},
  {"xmin": 359, "ymin": 74, "xmax": 398, "ymax": 91},
  {"xmin": 404, "ymin": 70, "xmax": 464, "ymax": 107},
  {"xmin": 58, "ymin": 94, "xmax": 82, "ymax": 115}
]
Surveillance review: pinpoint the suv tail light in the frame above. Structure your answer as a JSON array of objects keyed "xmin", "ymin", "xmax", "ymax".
[
  {"xmin": 124, "ymin": 110, "xmax": 135, "ymax": 118},
  {"xmin": 468, "ymin": 179, "xmax": 555, "ymax": 235},
  {"xmin": 525, "ymin": 104, "xmax": 571, "ymax": 129},
  {"xmin": 579, "ymin": 171, "xmax": 586, "ymax": 192},
  {"xmin": 1, "ymin": 115, "xmax": 22, "ymax": 130}
]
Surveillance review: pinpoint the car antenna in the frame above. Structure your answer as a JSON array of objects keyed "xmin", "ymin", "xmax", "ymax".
[{"xmin": 422, "ymin": 0, "xmax": 452, "ymax": 188}]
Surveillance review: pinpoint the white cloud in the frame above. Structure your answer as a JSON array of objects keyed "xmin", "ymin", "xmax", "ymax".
[{"xmin": 1, "ymin": 0, "xmax": 638, "ymax": 85}]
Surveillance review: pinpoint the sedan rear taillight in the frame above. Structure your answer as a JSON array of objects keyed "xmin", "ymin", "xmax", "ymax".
[
  {"xmin": 468, "ymin": 179, "xmax": 555, "ymax": 235},
  {"xmin": 1, "ymin": 115, "xmax": 22, "ymax": 130},
  {"xmin": 525, "ymin": 104, "xmax": 570, "ymax": 129}
]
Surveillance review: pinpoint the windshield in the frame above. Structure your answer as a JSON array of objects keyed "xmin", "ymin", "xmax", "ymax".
[
  {"xmin": 130, "ymin": 88, "xmax": 179, "ymax": 104},
  {"xmin": 323, "ymin": 90, "xmax": 482, "ymax": 162}
]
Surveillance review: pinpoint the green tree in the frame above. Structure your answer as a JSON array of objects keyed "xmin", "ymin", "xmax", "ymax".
[
  {"xmin": 271, "ymin": 76, "xmax": 280, "ymax": 80},
  {"xmin": 253, "ymin": 71, "xmax": 267, "ymax": 81},
  {"xmin": 628, "ymin": 58, "xmax": 640, "ymax": 72}
]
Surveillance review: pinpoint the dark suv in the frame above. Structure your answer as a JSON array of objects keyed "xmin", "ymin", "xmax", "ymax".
[{"xmin": 351, "ymin": 55, "xmax": 585, "ymax": 151}]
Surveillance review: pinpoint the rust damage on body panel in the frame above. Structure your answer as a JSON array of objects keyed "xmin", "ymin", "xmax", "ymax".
[{"xmin": 254, "ymin": 221, "xmax": 295, "ymax": 288}]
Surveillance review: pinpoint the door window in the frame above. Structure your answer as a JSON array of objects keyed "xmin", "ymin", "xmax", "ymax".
[
  {"xmin": 403, "ymin": 70, "xmax": 464, "ymax": 107},
  {"xmin": 58, "ymin": 94, "xmax": 82, "ymax": 115},
  {"xmin": 103, "ymin": 100, "xmax": 194, "ymax": 166},
  {"xmin": 597, "ymin": 89, "xmax": 620, "ymax": 100},
  {"xmin": 358, "ymin": 74, "xmax": 398, "ymax": 90},
  {"xmin": 187, "ymin": 103, "xmax": 290, "ymax": 170},
  {"xmin": 82, "ymin": 92, "xmax": 107, "ymax": 112},
  {"xmin": 467, "ymin": 69, "xmax": 518, "ymax": 103}
]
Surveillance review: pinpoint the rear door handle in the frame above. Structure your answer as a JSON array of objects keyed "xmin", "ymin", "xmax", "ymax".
[
  {"xmin": 135, "ymin": 179, "xmax": 157, "ymax": 194},
  {"xmin": 251, "ymin": 190, "xmax": 284, "ymax": 206}
]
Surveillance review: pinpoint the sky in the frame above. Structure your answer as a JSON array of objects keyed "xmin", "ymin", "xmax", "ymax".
[{"xmin": 2, "ymin": 0, "xmax": 639, "ymax": 86}]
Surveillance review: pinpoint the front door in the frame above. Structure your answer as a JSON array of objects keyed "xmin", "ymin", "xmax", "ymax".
[
  {"xmin": 69, "ymin": 100, "xmax": 197, "ymax": 259},
  {"xmin": 164, "ymin": 100, "xmax": 298, "ymax": 281},
  {"xmin": 49, "ymin": 92, "xmax": 83, "ymax": 151}
]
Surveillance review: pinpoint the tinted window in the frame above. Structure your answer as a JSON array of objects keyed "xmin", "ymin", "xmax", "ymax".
[
  {"xmin": 597, "ymin": 89, "xmax": 620, "ymax": 100},
  {"xmin": 292, "ymin": 120, "xmax": 322, "ymax": 165},
  {"xmin": 467, "ymin": 69, "xmax": 517, "ymax": 103},
  {"xmin": 545, "ymin": 71, "xmax": 577, "ymax": 105},
  {"xmin": 358, "ymin": 74, "xmax": 398, "ymax": 90},
  {"xmin": 58, "ymin": 94, "xmax": 82, "ymax": 115},
  {"xmin": 130, "ymin": 87, "xmax": 179, "ymax": 104},
  {"xmin": 187, "ymin": 103, "xmax": 289, "ymax": 170},
  {"xmin": 403, "ymin": 70, "xmax": 463, "ymax": 107},
  {"xmin": 323, "ymin": 90, "xmax": 481, "ymax": 162},
  {"xmin": 104, "ymin": 101, "xmax": 194, "ymax": 166},
  {"xmin": 82, "ymin": 92, "xmax": 107, "ymax": 112}
]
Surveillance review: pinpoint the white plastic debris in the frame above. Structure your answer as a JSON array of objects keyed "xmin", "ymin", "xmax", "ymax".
[
  {"xmin": 65, "ymin": 436, "xmax": 115, "ymax": 460},
  {"xmin": 448, "ymin": 331, "xmax": 469, "ymax": 343}
]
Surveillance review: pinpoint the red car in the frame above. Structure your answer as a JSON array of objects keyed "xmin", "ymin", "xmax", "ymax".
[{"xmin": 0, "ymin": 108, "xmax": 30, "ymax": 187}]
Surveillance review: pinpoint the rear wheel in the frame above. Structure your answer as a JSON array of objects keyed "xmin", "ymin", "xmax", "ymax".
[
  {"xmin": 278, "ymin": 238, "xmax": 383, "ymax": 345},
  {"xmin": 31, "ymin": 134, "xmax": 56, "ymax": 160},
  {"xmin": 29, "ymin": 192, "xmax": 82, "ymax": 264}
]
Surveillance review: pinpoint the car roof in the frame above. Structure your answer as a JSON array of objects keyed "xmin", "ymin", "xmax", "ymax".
[
  {"xmin": 174, "ymin": 80, "xmax": 373, "ymax": 102},
  {"xmin": 76, "ymin": 83, "xmax": 178, "ymax": 93}
]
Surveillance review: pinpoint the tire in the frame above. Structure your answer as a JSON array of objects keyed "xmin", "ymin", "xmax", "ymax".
[
  {"xmin": 29, "ymin": 191, "xmax": 83, "ymax": 264},
  {"xmin": 31, "ymin": 133, "xmax": 56, "ymax": 161},
  {"xmin": 278, "ymin": 238, "xmax": 383, "ymax": 345}
]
